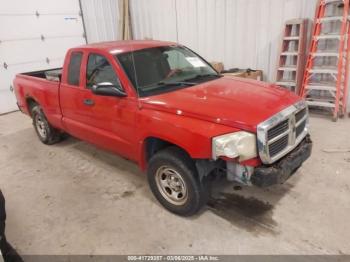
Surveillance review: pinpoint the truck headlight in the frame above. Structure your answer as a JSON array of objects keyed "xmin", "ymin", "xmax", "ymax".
[{"xmin": 212, "ymin": 131, "xmax": 257, "ymax": 161}]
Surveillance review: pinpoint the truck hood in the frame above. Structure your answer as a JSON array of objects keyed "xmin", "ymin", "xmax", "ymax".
[{"xmin": 140, "ymin": 76, "xmax": 301, "ymax": 132}]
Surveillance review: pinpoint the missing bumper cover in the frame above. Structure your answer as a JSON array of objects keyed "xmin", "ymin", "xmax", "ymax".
[{"xmin": 251, "ymin": 135, "xmax": 312, "ymax": 187}]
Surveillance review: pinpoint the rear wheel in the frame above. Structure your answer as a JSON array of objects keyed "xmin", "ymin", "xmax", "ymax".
[
  {"xmin": 31, "ymin": 105, "xmax": 61, "ymax": 145},
  {"xmin": 147, "ymin": 147, "xmax": 208, "ymax": 216}
]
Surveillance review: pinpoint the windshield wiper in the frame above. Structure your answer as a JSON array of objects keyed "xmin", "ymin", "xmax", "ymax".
[
  {"xmin": 156, "ymin": 81, "xmax": 197, "ymax": 87},
  {"xmin": 183, "ymin": 74, "xmax": 221, "ymax": 82}
]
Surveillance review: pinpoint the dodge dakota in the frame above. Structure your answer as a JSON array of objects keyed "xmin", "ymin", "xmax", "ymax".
[{"xmin": 14, "ymin": 40, "xmax": 312, "ymax": 216}]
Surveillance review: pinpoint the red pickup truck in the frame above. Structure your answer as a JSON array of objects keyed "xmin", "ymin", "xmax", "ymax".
[{"xmin": 14, "ymin": 40, "xmax": 312, "ymax": 216}]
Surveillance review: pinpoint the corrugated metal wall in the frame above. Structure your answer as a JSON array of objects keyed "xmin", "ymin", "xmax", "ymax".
[
  {"xmin": 130, "ymin": 0, "xmax": 318, "ymax": 82},
  {"xmin": 80, "ymin": 0, "xmax": 120, "ymax": 43}
]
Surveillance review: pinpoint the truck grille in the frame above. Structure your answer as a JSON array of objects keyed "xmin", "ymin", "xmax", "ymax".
[
  {"xmin": 295, "ymin": 108, "xmax": 307, "ymax": 123},
  {"xmin": 257, "ymin": 101, "xmax": 309, "ymax": 164},
  {"xmin": 296, "ymin": 119, "xmax": 307, "ymax": 138},
  {"xmin": 267, "ymin": 119, "xmax": 289, "ymax": 140},
  {"xmin": 269, "ymin": 134, "xmax": 289, "ymax": 157}
]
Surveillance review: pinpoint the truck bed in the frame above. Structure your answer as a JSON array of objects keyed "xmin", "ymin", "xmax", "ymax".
[
  {"xmin": 14, "ymin": 68, "xmax": 63, "ymax": 129},
  {"xmin": 21, "ymin": 68, "xmax": 62, "ymax": 82}
]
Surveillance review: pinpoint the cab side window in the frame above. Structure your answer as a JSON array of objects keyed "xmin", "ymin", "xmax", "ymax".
[
  {"xmin": 86, "ymin": 54, "xmax": 121, "ymax": 89},
  {"xmin": 67, "ymin": 52, "xmax": 83, "ymax": 86}
]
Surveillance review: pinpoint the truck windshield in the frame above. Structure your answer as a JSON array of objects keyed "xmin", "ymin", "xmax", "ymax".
[{"xmin": 115, "ymin": 46, "xmax": 220, "ymax": 97}]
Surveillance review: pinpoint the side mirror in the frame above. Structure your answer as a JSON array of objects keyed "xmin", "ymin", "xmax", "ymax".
[{"xmin": 91, "ymin": 82, "xmax": 127, "ymax": 97}]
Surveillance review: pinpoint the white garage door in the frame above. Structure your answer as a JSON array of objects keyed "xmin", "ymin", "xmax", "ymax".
[{"xmin": 0, "ymin": 0, "xmax": 86, "ymax": 114}]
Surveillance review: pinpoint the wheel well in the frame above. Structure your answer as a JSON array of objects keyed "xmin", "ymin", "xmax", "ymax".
[
  {"xmin": 26, "ymin": 97, "xmax": 37, "ymax": 116},
  {"xmin": 144, "ymin": 137, "xmax": 214, "ymax": 182},
  {"xmin": 144, "ymin": 137, "xmax": 190, "ymax": 162}
]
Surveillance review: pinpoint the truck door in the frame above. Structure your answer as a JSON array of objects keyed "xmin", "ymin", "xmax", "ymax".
[
  {"xmin": 60, "ymin": 51, "xmax": 93, "ymax": 131},
  {"xmin": 60, "ymin": 51, "xmax": 137, "ymax": 161}
]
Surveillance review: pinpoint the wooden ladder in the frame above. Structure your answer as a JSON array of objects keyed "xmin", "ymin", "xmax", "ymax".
[
  {"xmin": 276, "ymin": 19, "xmax": 308, "ymax": 93},
  {"xmin": 299, "ymin": 0, "xmax": 350, "ymax": 121}
]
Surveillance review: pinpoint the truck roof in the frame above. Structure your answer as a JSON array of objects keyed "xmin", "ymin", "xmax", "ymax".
[{"xmin": 75, "ymin": 40, "xmax": 177, "ymax": 54}]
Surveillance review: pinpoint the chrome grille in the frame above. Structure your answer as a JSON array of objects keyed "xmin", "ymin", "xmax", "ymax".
[
  {"xmin": 267, "ymin": 119, "xmax": 289, "ymax": 140},
  {"xmin": 295, "ymin": 108, "xmax": 307, "ymax": 123},
  {"xmin": 269, "ymin": 134, "xmax": 289, "ymax": 157},
  {"xmin": 257, "ymin": 101, "xmax": 309, "ymax": 164},
  {"xmin": 296, "ymin": 120, "xmax": 307, "ymax": 138}
]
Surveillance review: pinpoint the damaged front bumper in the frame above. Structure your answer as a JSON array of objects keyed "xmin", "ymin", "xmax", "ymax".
[
  {"xmin": 200, "ymin": 135, "xmax": 312, "ymax": 187},
  {"xmin": 250, "ymin": 135, "xmax": 312, "ymax": 187}
]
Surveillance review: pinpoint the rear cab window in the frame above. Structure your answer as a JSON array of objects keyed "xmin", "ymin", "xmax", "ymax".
[{"xmin": 67, "ymin": 52, "xmax": 83, "ymax": 86}]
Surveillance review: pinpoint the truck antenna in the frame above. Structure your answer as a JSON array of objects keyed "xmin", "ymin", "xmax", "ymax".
[{"xmin": 130, "ymin": 44, "xmax": 142, "ymax": 110}]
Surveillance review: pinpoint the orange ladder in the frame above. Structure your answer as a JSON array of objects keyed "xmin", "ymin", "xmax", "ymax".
[
  {"xmin": 300, "ymin": 0, "xmax": 350, "ymax": 121},
  {"xmin": 276, "ymin": 19, "xmax": 308, "ymax": 93}
]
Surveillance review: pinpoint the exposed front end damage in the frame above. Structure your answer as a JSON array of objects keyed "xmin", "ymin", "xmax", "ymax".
[
  {"xmin": 194, "ymin": 101, "xmax": 312, "ymax": 188},
  {"xmin": 195, "ymin": 135, "xmax": 312, "ymax": 188},
  {"xmin": 251, "ymin": 135, "xmax": 312, "ymax": 187},
  {"xmin": 226, "ymin": 162, "xmax": 255, "ymax": 185}
]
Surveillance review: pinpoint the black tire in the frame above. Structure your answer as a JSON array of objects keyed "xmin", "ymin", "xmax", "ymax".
[
  {"xmin": 147, "ymin": 147, "xmax": 208, "ymax": 216},
  {"xmin": 31, "ymin": 105, "xmax": 61, "ymax": 145}
]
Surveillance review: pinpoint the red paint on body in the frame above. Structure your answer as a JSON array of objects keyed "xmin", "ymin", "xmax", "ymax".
[{"xmin": 13, "ymin": 40, "xmax": 303, "ymax": 170}]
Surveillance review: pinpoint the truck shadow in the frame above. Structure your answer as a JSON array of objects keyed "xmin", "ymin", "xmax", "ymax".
[
  {"xmin": 57, "ymin": 135, "xmax": 298, "ymax": 236},
  {"xmin": 56, "ymin": 135, "xmax": 146, "ymax": 185},
  {"xmin": 58, "ymin": 136, "xmax": 142, "ymax": 174}
]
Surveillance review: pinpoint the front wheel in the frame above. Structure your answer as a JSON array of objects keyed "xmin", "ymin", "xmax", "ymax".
[{"xmin": 147, "ymin": 147, "xmax": 208, "ymax": 216}]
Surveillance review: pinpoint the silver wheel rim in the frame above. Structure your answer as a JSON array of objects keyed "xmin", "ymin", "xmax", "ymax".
[
  {"xmin": 155, "ymin": 166, "xmax": 188, "ymax": 206},
  {"xmin": 35, "ymin": 115, "xmax": 47, "ymax": 139}
]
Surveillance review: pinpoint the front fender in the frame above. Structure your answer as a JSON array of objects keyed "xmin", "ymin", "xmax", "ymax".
[{"xmin": 137, "ymin": 109, "xmax": 238, "ymax": 170}]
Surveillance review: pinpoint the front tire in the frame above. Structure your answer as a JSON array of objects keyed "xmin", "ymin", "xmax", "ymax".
[
  {"xmin": 147, "ymin": 147, "xmax": 208, "ymax": 216},
  {"xmin": 31, "ymin": 105, "xmax": 61, "ymax": 145}
]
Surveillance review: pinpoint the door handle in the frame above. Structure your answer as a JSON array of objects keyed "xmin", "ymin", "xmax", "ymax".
[{"xmin": 83, "ymin": 99, "xmax": 94, "ymax": 106}]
